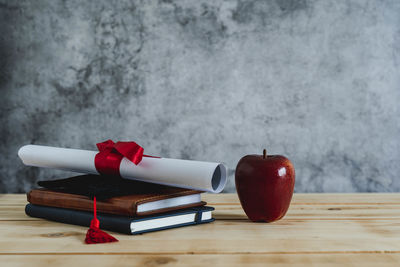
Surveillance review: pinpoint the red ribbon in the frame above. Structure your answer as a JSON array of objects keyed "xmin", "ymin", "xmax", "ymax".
[{"xmin": 94, "ymin": 139, "xmax": 145, "ymax": 177}]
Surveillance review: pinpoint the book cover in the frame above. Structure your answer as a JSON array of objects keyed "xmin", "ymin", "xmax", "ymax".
[
  {"xmin": 28, "ymin": 188, "xmax": 206, "ymax": 217},
  {"xmin": 25, "ymin": 204, "xmax": 215, "ymax": 235},
  {"xmin": 28, "ymin": 175, "xmax": 205, "ymax": 216}
]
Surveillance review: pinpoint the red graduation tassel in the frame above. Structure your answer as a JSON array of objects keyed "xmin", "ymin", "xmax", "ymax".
[{"xmin": 85, "ymin": 196, "xmax": 118, "ymax": 244}]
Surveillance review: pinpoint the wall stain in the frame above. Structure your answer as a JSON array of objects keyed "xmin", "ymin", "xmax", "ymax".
[
  {"xmin": 232, "ymin": 0, "xmax": 308, "ymax": 25},
  {"xmin": 276, "ymin": 0, "xmax": 307, "ymax": 14},
  {"xmin": 171, "ymin": 3, "xmax": 227, "ymax": 48},
  {"xmin": 0, "ymin": 2, "xmax": 20, "ymax": 11}
]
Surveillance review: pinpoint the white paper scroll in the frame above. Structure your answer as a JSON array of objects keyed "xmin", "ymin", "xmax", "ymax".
[{"xmin": 18, "ymin": 145, "xmax": 227, "ymax": 193}]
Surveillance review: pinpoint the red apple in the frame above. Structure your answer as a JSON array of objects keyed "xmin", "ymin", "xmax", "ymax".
[{"xmin": 235, "ymin": 149, "xmax": 295, "ymax": 222}]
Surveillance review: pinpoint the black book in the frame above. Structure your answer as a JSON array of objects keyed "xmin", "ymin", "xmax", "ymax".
[{"xmin": 26, "ymin": 204, "xmax": 214, "ymax": 235}]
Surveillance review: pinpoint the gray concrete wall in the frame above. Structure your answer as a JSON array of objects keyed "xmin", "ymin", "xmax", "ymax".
[{"xmin": 1, "ymin": 0, "xmax": 399, "ymax": 193}]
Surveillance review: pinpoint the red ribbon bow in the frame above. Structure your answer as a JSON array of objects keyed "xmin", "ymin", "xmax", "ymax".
[{"xmin": 94, "ymin": 139, "xmax": 144, "ymax": 177}]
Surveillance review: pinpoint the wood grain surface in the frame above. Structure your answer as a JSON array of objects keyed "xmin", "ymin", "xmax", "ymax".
[{"xmin": 1, "ymin": 193, "xmax": 400, "ymax": 266}]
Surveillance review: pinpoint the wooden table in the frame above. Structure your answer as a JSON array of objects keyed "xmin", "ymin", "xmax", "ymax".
[{"xmin": 1, "ymin": 193, "xmax": 400, "ymax": 266}]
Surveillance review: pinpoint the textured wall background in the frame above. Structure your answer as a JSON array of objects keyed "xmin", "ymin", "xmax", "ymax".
[{"xmin": 1, "ymin": 0, "xmax": 399, "ymax": 193}]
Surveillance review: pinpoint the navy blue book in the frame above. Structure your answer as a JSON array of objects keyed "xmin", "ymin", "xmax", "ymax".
[{"xmin": 25, "ymin": 204, "xmax": 214, "ymax": 235}]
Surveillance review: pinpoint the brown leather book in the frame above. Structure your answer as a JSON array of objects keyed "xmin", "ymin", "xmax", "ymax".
[{"xmin": 27, "ymin": 188, "xmax": 206, "ymax": 216}]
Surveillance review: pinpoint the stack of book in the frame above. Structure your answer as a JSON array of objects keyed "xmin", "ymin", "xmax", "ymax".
[{"xmin": 25, "ymin": 175, "xmax": 214, "ymax": 235}]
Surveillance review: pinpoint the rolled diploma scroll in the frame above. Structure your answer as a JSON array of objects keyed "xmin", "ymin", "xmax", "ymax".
[{"xmin": 18, "ymin": 145, "xmax": 227, "ymax": 193}]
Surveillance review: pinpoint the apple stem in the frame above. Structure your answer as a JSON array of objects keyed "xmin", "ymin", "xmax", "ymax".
[{"xmin": 263, "ymin": 149, "xmax": 267, "ymax": 159}]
